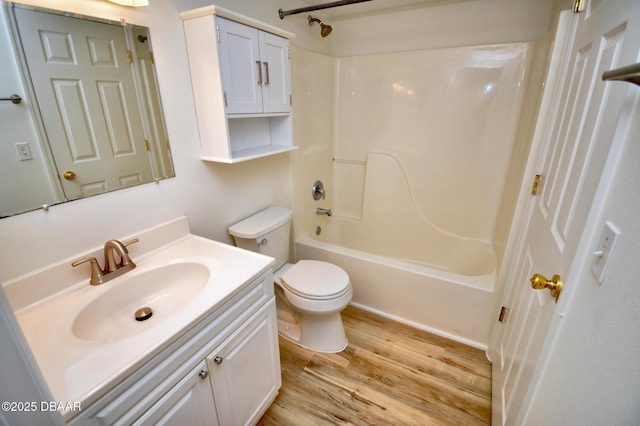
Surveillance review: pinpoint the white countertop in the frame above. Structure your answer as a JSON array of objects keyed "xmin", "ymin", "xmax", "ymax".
[{"xmin": 5, "ymin": 217, "xmax": 274, "ymax": 417}]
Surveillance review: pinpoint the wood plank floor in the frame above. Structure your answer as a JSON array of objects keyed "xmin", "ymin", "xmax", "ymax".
[{"xmin": 258, "ymin": 305, "xmax": 491, "ymax": 425}]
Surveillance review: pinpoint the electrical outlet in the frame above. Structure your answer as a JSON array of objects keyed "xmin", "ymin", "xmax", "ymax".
[
  {"xmin": 15, "ymin": 142, "xmax": 33, "ymax": 161},
  {"xmin": 591, "ymin": 221, "xmax": 621, "ymax": 284}
]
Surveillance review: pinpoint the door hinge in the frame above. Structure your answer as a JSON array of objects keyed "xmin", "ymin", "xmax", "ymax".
[
  {"xmin": 498, "ymin": 306, "xmax": 508, "ymax": 323},
  {"xmin": 573, "ymin": 0, "xmax": 585, "ymax": 13},
  {"xmin": 216, "ymin": 24, "xmax": 221, "ymax": 43},
  {"xmin": 290, "ymin": 94, "xmax": 292, "ymax": 106},
  {"xmin": 144, "ymin": 140, "xmax": 150, "ymax": 151},
  {"xmin": 127, "ymin": 50, "xmax": 133, "ymax": 63},
  {"xmin": 288, "ymin": 46, "xmax": 291, "ymax": 60},
  {"xmin": 531, "ymin": 174, "xmax": 543, "ymax": 195},
  {"xmin": 223, "ymin": 91, "xmax": 228, "ymax": 107}
]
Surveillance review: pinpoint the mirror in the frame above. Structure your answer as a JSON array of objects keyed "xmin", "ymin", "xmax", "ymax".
[{"xmin": 0, "ymin": 2, "xmax": 174, "ymax": 218}]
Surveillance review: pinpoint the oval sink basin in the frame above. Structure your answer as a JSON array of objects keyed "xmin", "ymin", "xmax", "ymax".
[{"xmin": 72, "ymin": 262, "xmax": 210, "ymax": 342}]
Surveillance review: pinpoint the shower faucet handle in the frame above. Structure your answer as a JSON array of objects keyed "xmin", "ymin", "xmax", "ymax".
[{"xmin": 312, "ymin": 180, "xmax": 325, "ymax": 200}]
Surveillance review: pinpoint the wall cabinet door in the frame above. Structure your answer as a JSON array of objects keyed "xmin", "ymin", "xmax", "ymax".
[
  {"xmin": 133, "ymin": 361, "xmax": 218, "ymax": 426},
  {"xmin": 207, "ymin": 299, "xmax": 281, "ymax": 426},
  {"xmin": 217, "ymin": 17, "xmax": 290, "ymax": 115},
  {"xmin": 258, "ymin": 31, "xmax": 290, "ymax": 114}
]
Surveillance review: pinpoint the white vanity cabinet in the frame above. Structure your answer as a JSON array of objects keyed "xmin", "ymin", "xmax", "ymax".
[
  {"xmin": 181, "ymin": 6, "xmax": 296, "ymax": 163},
  {"xmin": 133, "ymin": 361, "xmax": 219, "ymax": 426},
  {"xmin": 207, "ymin": 299, "xmax": 280, "ymax": 425},
  {"xmin": 68, "ymin": 270, "xmax": 280, "ymax": 426}
]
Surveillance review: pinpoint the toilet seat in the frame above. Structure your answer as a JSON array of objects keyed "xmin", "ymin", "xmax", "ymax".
[{"xmin": 280, "ymin": 260, "xmax": 350, "ymax": 301}]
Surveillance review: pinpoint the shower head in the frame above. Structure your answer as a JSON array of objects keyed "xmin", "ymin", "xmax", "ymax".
[{"xmin": 308, "ymin": 15, "xmax": 332, "ymax": 38}]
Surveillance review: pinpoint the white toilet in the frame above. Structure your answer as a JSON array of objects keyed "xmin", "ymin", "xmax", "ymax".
[{"xmin": 229, "ymin": 206, "xmax": 352, "ymax": 353}]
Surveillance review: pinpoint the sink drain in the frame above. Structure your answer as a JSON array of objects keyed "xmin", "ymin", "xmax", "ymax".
[{"xmin": 135, "ymin": 307, "xmax": 153, "ymax": 321}]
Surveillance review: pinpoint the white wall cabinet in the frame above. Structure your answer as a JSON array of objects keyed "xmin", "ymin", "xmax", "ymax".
[
  {"xmin": 181, "ymin": 6, "xmax": 296, "ymax": 163},
  {"xmin": 217, "ymin": 17, "xmax": 290, "ymax": 115},
  {"xmin": 69, "ymin": 271, "xmax": 280, "ymax": 426}
]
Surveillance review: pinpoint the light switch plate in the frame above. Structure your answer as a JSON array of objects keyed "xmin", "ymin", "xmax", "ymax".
[
  {"xmin": 15, "ymin": 142, "xmax": 33, "ymax": 161},
  {"xmin": 591, "ymin": 221, "xmax": 621, "ymax": 284}
]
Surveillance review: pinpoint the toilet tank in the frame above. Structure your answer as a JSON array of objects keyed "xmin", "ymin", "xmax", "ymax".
[{"xmin": 228, "ymin": 207, "xmax": 292, "ymax": 270}]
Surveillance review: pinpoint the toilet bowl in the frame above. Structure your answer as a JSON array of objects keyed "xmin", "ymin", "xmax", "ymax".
[
  {"xmin": 275, "ymin": 260, "xmax": 352, "ymax": 352},
  {"xmin": 228, "ymin": 207, "xmax": 352, "ymax": 353}
]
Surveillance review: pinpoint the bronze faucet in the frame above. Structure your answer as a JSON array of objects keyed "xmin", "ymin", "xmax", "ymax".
[{"xmin": 72, "ymin": 238, "xmax": 139, "ymax": 285}]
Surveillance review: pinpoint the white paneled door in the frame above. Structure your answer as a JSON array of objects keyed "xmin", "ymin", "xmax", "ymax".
[
  {"xmin": 491, "ymin": 1, "xmax": 640, "ymax": 425},
  {"xmin": 15, "ymin": 8, "xmax": 152, "ymax": 200}
]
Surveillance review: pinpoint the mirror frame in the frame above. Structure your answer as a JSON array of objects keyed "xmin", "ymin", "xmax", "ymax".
[{"xmin": 1, "ymin": 2, "xmax": 174, "ymax": 218}]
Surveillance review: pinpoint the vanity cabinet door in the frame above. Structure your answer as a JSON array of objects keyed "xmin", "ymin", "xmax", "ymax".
[
  {"xmin": 132, "ymin": 361, "xmax": 219, "ymax": 426},
  {"xmin": 207, "ymin": 298, "xmax": 281, "ymax": 426},
  {"xmin": 217, "ymin": 17, "xmax": 290, "ymax": 115}
]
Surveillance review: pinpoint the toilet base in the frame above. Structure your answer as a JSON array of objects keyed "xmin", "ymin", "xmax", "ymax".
[
  {"xmin": 275, "ymin": 293, "xmax": 348, "ymax": 353},
  {"xmin": 277, "ymin": 314, "xmax": 348, "ymax": 354}
]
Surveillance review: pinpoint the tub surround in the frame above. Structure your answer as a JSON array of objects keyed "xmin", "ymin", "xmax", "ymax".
[
  {"xmin": 331, "ymin": 43, "xmax": 533, "ymax": 243},
  {"xmin": 328, "ymin": 152, "xmax": 497, "ymax": 276},
  {"xmin": 290, "ymin": 41, "xmax": 535, "ymax": 348}
]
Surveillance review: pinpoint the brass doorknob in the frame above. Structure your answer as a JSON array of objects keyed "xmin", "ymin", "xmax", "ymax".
[
  {"xmin": 530, "ymin": 273, "xmax": 562, "ymax": 303},
  {"xmin": 63, "ymin": 170, "xmax": 77, "ymax": 180}
]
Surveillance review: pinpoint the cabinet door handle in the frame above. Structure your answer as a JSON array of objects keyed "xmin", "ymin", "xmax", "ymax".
[
  {"xmin": 213, "ymin": 355, "xmax": 224, "ymax": 365},
  {"xmin": 198, "ymin": 370, "xmax": 208, "ymax": 380},
  {"xmin": 263, "ymin": 62, "xmax": 270, "ymax": 85},
  {"xmin": 256, "ymin": 60, "xmax": 263, "ymax": 85}
]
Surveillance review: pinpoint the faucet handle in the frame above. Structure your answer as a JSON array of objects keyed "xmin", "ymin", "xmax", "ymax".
[
  {"xmin": 119, "ymin": 238, "xmax": 139, "ymax": 267},
  {"xmin": 123, "ymin": 238, "xmax": 139, "ymax": 248},
  {"xmin": 71, "ymin": 257, "xmax": 105, "ymax": 285},
  {"xmin": 312, "ymin": 180, "xmax": 325, "ymax": 200}
]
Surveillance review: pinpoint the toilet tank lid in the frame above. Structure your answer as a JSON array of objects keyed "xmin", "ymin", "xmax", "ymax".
[{"xmin": 228, "ymin": 206, "xmax": 292, "ymax": 239}]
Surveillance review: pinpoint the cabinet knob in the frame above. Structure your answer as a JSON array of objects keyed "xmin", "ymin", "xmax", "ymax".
[
  {"xmin": 213, "ymin": 356, "xmax": 224, "ymax": 365},
  {"xmin": 198, "ymin": 370, "xmax": 208, "ymax": 380}
]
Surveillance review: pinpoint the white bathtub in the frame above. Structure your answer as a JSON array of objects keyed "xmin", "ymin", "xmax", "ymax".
[
  {"xmin": 295, "ymin": 233, "xmax": 495, "ymax": 349},
  {"xmin": 290, "ymin": 43, "xmax": 532, "ymax": 350}
]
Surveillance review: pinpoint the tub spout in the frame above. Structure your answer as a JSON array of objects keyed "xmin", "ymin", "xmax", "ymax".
[{"xmin": 316, "ymin": 207, "xmax": 332, "ymax": 217}]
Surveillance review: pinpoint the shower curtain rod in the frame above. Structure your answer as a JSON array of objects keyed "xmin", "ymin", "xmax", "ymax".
[{"xmin": 278, "ymin": 0, "xmax": 372, "ymax": 19}]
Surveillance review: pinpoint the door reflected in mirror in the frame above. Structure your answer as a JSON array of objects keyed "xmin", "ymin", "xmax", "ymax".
[{"xmin": 0, "ymin": 3, "xmax": 174, "ymax": 218}]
